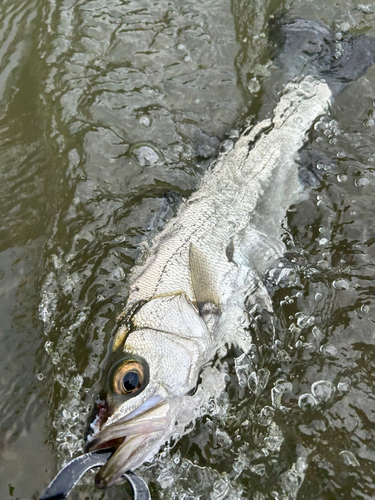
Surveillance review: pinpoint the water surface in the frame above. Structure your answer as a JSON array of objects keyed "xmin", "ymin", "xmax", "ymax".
[{"xmin": 0, "ymin": 0, "xmax": 375, "ymax": 499}]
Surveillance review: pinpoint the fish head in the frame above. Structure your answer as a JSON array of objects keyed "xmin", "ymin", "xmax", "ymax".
[{"xmin": 87, "ymin": 294, "xmax": 212, "ymax": 488}]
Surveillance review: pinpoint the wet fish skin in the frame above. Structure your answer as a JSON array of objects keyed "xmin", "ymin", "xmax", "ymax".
[
  {"xmin": 90, "ymin": 76, "xmax": 332, "ymax": 488},
  {"xmin": 82, "ymin": 15, "xmax": 375, "ymax": 491}
]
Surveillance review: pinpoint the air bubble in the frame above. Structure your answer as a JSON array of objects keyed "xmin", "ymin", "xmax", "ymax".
[
  {"xmin": 37, "ymin": 373, "xmax": 45, "ymax": 381},
  {"xmin": 337, "ymin": 377, "xmax": 351, "ymax": 392},
  {"xmin": 62, "ymin": 409, "xmax": 71, "ymax": 420},
  {"xmin": 248, "ymin": 77, "xmax": 261, "ymax": 94},
  {"xmin": 248, "ymin": 372, "xmax": 258, "ymax": 393},
  {"xmin": 298, "ymin": 393, "xmax": 317, "ymax": 410},
  {"xmin": 132, "ymin": 144, "xmax": 161, "ymax": 167},
  {"xmin": 248, "ymin": 368, "xmax": 269, "ymax": 394},
  {"xmin": 275, "ymin": 379, "xmax": 293, "ymax": 393},
  {"xmin": 63, "ymin": 278, "xmax": 75, "ymax": 295},
  {"xmin": 115, "ymin": 235, "xmax": 126, "ymax": 243},
  {"xmin": 215, "ymin": 429, "xmax": 232, "ymax": 448},
  {"xmin": 296, "ymin": 314, "xmax": 315, "ymax": 328},
  {"xmin": 111, "ymin": 267, "xmax": 125, "ymax": 281},
  {"xmin": 253, "ymin": 493, "xmax": 266, "ymax": 500},
  {"xmin": 52, "ymin": 255, "xmax": 64, "ymax": 270},
  {"xmin": 212, "ymin": 477, "xmax": 230, "ymax": 498},
  {"xmin": 237, "ymin": 315, "xmax": 246, "ymax": 325},
  {"xmin": 234, "ymin": 353, "xmax": 252, "ymax": 388},
  {"xmin": 337, "ymin": 174, "xmax": 348, "ymax": 183},
  {"xmin": 295, "ymin": 340, "xmax": 303, "ymax": 349},
  {"xmin": 257, "ymin": 368, "xmax": 270, "ymax": 392},
  {"xmin": 311, "ymin": 380, "xmax": 334, "ymax": 403},
  {"xmin": 44, "ymin": 340, "xmax": 53, "ymax": 353},
  {"xmin": 340, "ymin": 22, "xmax": 350, "ymax": 32},
  {"xmin": 296, "ymin": 456, "xmax": 308, "ymax": 473},
  {"xmin": 354, "ymin": 177, "xmax": 369, "ymax": 187},
  {"xmin": 251, "ymin": 463, "xmax": 266, "ymax": 476},
  {"xmin": 280, "ymin": 459, "xmax": 307, "ymax": 496},
  {"xmin": 317, "ymin": 260, "xmax": 328, "ymax": 270},
  {"xmin": 339, "ymin": 450, "xmax": 360, "ymax": 467},
  {"xmin": 207, "ymin": 397, "xmax": 216, "ymax": 414},
  {"xmin": 272, "ymin": 380, "xmax": 292, "ymax": 408},
  {"xmin": 320, "ymin": 344, "xmax": 338, "ymax": 357},
  {"xmin": 173, "ymin": 451, "xmax": 181, "ymax": 465},
  {"xmin": 139, "ymin": 115, "xmax": 151, "ymax": 127},
  {"xmin": 51, "ymin": 352, "xmax": 60, "ymax": 365},
  {"xmin": 333, "ymin": 279, "xmax": 349, "ymax": 291},
  {"xmin": 363, "ymin": 118, "xmax": 374, "ymax": 127},
  {"xmin": 158, "ymin": 469, "xmax": 175, "ymax": 489},
  {"xmin": 258, "ymin": 406, "xmax": 275, "ymax": 426},
  {"xmin": 277, "ymin": 349, "xmax": 291, "ymax": 362},
  {"xmin": 264, "ymin": 423, "xmax": 284, "ymax": 452}
]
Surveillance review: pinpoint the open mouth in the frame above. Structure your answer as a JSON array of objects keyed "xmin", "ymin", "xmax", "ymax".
[{"xmin": 86, "ymin": 397, "xmax": 172, "ymax": 488}]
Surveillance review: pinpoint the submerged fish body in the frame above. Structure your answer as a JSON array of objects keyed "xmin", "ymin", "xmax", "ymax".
[
  {"xmin": 87, "ymin": 16, "xmax": 375, "ymax": 489},
  {"xmin": 89, "ymin": 76, "xmax": 332, "ymax": 487}
]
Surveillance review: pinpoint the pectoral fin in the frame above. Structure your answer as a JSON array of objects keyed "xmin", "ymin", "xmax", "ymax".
[{"xmin": 189, "ymin": 243, "xmax": 220, "ymax": 313}]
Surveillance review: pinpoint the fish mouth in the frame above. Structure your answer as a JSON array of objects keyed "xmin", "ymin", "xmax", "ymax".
[{"xmin": 87, "ymin": 397, "xmax": 172, "ymax": 488}]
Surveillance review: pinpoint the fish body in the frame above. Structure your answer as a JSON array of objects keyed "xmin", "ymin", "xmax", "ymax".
[
  {"xmin": 121, "ymin": 77, "xmax": 331, "ymax": 385},
  {"xmin": 89, "ymin": 76, "xmax": 332, "ymax": 487},
  {"xmin": 87, "ymin": 17, "xmax": 375, "ymax": 489}
]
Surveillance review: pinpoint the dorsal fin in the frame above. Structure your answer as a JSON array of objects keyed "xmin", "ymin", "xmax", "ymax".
[{"xmin": 189, "ymin": 243, "xmax": 220, "ymax": 313}]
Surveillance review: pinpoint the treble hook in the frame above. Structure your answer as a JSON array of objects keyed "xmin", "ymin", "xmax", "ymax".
[{"xmin": 39, "ymin": 448, "xmax": 151, "ymax": 500}]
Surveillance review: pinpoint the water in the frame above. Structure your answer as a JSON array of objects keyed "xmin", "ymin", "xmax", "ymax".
[{"xmin": 0, "ymin": 0, "xmax": 375, "ymax": 499}]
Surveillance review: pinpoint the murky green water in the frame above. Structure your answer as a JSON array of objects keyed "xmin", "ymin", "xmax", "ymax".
[{"xmin": 1, "ymin": 0, "xmax": 375, "ymax": 498}]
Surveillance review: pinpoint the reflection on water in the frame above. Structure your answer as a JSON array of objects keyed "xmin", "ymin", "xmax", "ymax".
[{"xmin": 0, "ymin": 0, "xmax": 374, "ymax": 498}]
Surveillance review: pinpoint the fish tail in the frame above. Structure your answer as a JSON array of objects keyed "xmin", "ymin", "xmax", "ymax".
[{"xmin": 269, "ymin": 17, "xmax": 375, "ymax": 99}]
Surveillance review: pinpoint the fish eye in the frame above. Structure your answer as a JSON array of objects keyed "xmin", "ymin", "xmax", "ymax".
[
  {"xmin": 123, "ymin": 371, "xmax": 139, "ymax": 392},
  {"xmin": 113, "ymin": 361, "xmax": 145, "ymax": 396}
]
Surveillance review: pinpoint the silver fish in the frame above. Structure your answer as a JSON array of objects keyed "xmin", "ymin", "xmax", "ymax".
[{"xmin": 88, "ymin": 75, "xmax": 332, "ymax": 487}]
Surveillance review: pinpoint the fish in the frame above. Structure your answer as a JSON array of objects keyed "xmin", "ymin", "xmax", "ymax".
[{"xmin": 86, "ymin": 19, "xmax": 375, "ymax": 488}]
